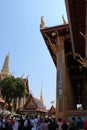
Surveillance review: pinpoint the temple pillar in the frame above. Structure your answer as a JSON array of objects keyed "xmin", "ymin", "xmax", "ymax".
[{"xmin": 56, "ymin": 36, "xmax": 67, "ymax": 120}]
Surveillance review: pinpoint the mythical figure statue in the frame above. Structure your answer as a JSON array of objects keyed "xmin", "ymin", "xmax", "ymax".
[{"xmin": 40, "ymin": 16, "xmax": 45, "ymax": 28}]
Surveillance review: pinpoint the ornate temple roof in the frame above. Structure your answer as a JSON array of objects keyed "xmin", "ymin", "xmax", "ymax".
[
  {"xmin": 40, "ymin": 0, "xmax": 87, "ymax": 64},
  {"xmin": 22, "ymin": 94, "xmax": 47, "ymax": 113},
  {"xmin": 40, "ymin": 24, "xmax": 69, "ymax": 66},
  {"xmin": 33, "ymin": 96, "xmax": 46, "ymax": 112},
  {"xmin": 48, "ymin": 105, "xmax": 56, "ymax": 115}
]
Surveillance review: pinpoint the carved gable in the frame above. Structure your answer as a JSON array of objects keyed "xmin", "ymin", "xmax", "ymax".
[
  {"xmin": 49, "ymin": 105, "xmax": 56, "ymax": 114},
  {"xmin": 24, "ymin": 95, "xmax": 36, "ymax": 109}
]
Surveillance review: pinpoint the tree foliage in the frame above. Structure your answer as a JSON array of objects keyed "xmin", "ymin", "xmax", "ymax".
[{"xmin": 0, "ymin": 76, "xmax": 26, "ymax": 106}]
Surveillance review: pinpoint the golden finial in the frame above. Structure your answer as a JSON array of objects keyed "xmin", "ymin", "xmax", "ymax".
[
  {"xmin": 62, "ymin": 15, "xmax": 67, "ymax": 24},
  {"xmin": 40, "ymin": 86, "xmax": 43, "ymax": 103},
  {"xmin": 40, "ymin": 16, "xmax": 45, "ymax": 28}
]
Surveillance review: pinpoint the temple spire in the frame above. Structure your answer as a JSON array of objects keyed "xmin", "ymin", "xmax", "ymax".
[
  {"xmin": 40, "ymin": 87, "xmax": 43, "ymax": 103},
  {"xmin": 1, "ymin": 53, "xmax": 10, "ymax": 78}
]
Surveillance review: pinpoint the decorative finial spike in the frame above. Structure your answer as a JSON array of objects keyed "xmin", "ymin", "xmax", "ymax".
[
  {"xmin": 40, "ymin": 16, "xmax": 45, "ymax": 28},
  {"xmin": 40, "ymin": 86, "xmax": 43, "ymax": 103},
  {"xmin": 62, "ymin": 15, "xmax": 67, "ymax": 24}
]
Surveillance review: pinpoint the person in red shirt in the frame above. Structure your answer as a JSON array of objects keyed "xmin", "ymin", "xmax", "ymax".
[{"xmin": 84, "ymin": 119, "xmax": 87, "ymax": 130}]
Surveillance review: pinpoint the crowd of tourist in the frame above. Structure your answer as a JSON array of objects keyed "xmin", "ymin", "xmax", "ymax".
[{"xmin": 0, "ymin": 114, "xmax": 87, "ymax": 130}]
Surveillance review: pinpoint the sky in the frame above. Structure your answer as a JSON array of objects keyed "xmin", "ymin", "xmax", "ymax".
[{"xmin": 0, "ymin": 0, "xmax": 67, "ymax": 109}]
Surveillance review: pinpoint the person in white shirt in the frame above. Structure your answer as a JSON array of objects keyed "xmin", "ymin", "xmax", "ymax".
[
  {"xmin": 31, "ymin": 116, "xmax": 39, "ymax": 130},
  {"xmin": 13, "ymin": 119, "xmax": 18, "ymax": 130}
]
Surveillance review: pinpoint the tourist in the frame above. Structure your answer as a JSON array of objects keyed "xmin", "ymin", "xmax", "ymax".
[
  {"xmin": 84, "ymin": 118, "xmax": 87, "ymax": 130},
  {"xmin": 76, "ymin": 117, "xmax": 84, "ymax": 130},
  {"xmin": 1, "ymin": 116, "xmax": 6, "ymax": 130},
  {"xmin": 13, "ymin": 118, "xmax": 19, "ymax": 130},
  {"xmin": 69, "ymin": 117, "xmax": 77, "ymax": 130},
  {"xmin": 37, "ymin": 118, "xmax": 48, "ymax": 130},
  {"xmin": 48, "ymin": 117, "xmax": 58, "ymax": 130},
  {"xmin": 58, "ymin": 118, "xmax": 63, "ymax": 130},
  {"xmin": 31, "ymin": 115, "xmax": 39, "ymax": 130},
  {"xmin": 23, "ymin": 116, "xmax": 29, "ymax": 130},
  {"xmin": 61, "ymin": 119, "xmax": 68, "ymax": 130},
  {"xmin": 10, "ymin": 116, "xmax": 15, "ymax": 129}
]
